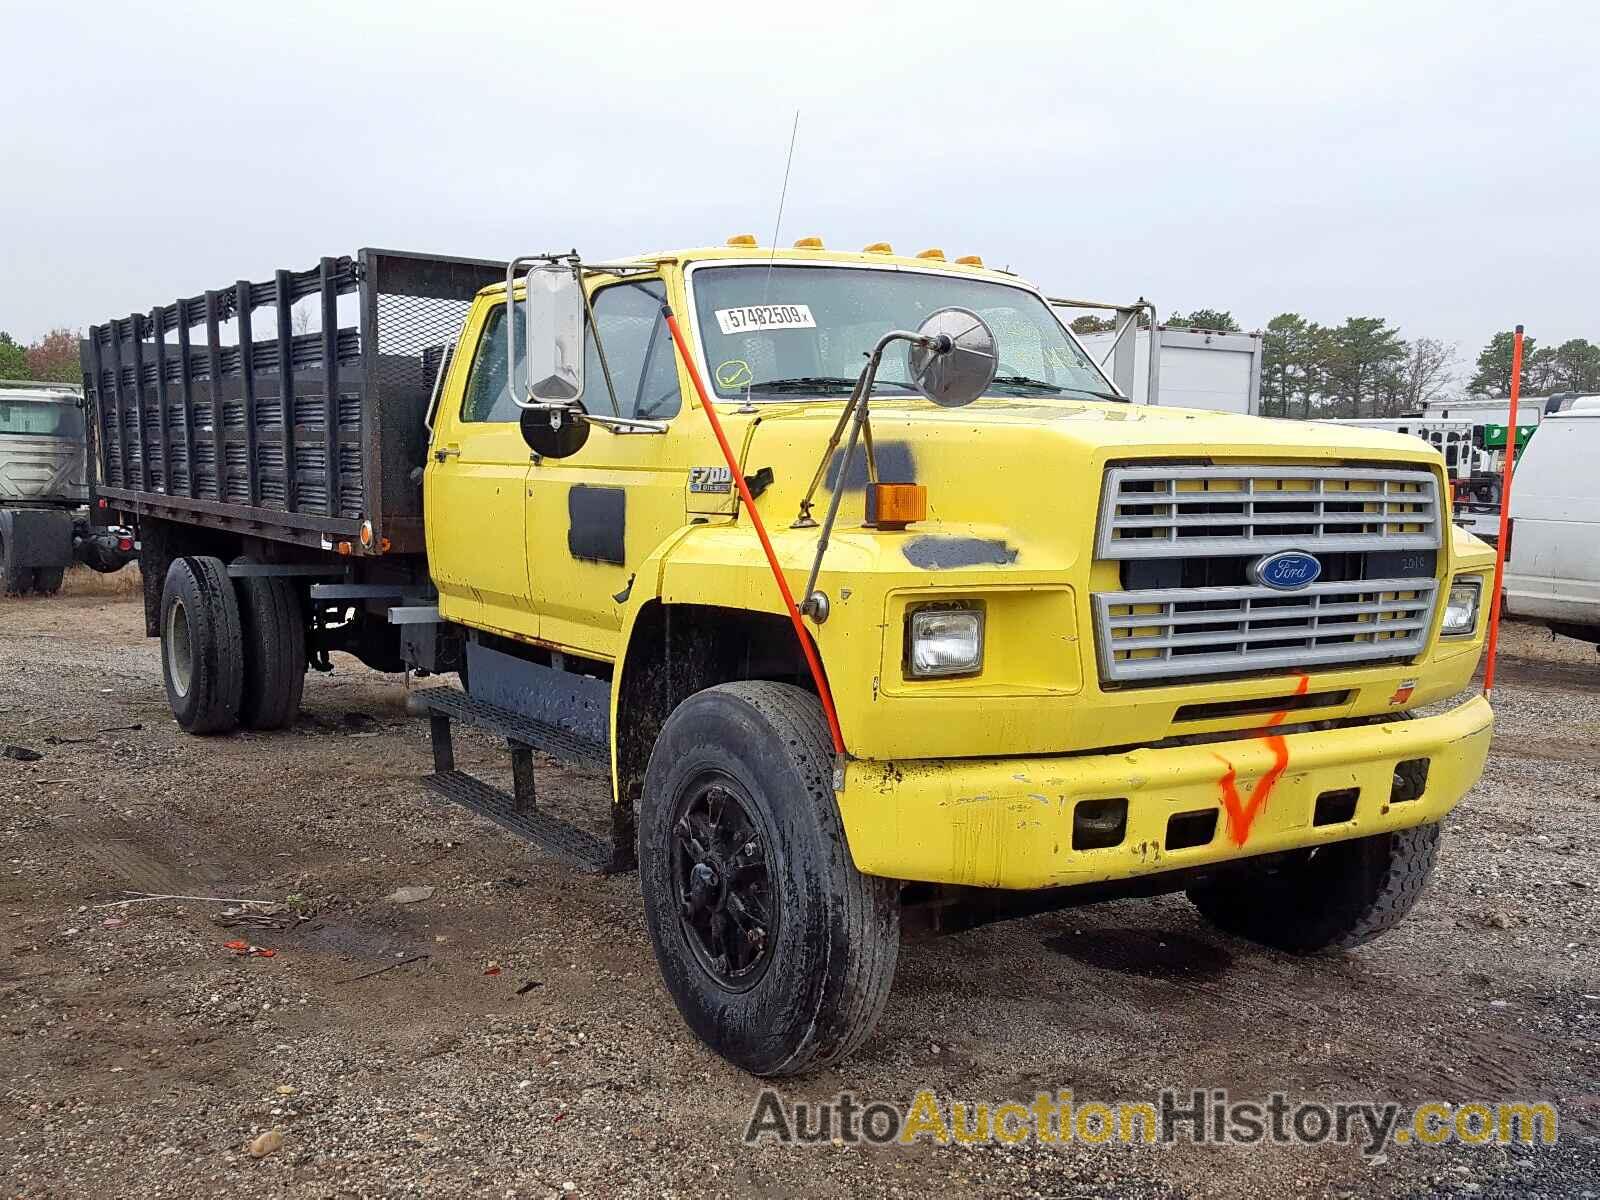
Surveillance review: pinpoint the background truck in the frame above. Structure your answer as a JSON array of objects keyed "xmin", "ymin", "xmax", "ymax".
[
  {"xmin": 1333, "ymin": 418, "xmax": 1503, "ymax": 540},
  {"xmin": 1406, "ymin": 396, "xmax": 1549, "ymax": 543},
  {"xmin": 1062, "ymin": 299, "xmax": 1264, "ymax": 415},
  {"xmin": 1504, "ymin": 396, "xmax": 1600, "ymax": 647},
  {"xmin": 84, "ymin": 240, "xmax": 1495, "ymax": 1076},
  {"xmin": 0, "ymin": 378, "xmax": 135, "ymax": 594}
]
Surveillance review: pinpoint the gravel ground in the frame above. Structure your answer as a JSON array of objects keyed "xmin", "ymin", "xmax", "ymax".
[{"xmin": 1, "ymin": 582, "xmax": 1597, "ymax": 1198}]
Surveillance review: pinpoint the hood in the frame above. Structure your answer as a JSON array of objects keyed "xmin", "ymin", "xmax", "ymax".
[
  {"xmin": 739, "ymin": 398, "xmax": 1444, "ymax": 572},
  {"xmin": 752, "ymin": 396, "xmax": 1439, "ymax": 458}
]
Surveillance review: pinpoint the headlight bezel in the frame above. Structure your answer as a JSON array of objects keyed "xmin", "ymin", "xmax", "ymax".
[
  {"xmin": 1441, "ymin": 576, "xmax": 1482, "ymax": 638},
  {"xmin": 904, "ymin": 602, "xmax": 986, "ymax": 679}
]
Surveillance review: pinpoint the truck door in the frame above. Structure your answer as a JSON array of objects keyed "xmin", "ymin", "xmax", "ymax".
[
  {"xmin": 525, "ymin": 277, "xmax": 689, "ymax": 660},
  {"xmin": 425, "ymin": 300, "xmax": 539, "ymax": 641}
]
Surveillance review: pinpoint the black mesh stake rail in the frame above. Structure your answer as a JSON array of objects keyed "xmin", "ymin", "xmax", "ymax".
[
  {"xmin": 319, "ymin": 257, "xmax": 341, "ymax": 517},
  {"xmin": 274, "ymin": 270, "xmax": 298, "ymax": 514},
  {"xmin": 176, "ymin": 299, "xmax": 198, "ymax": 499},
  {"xmin": 81, "ymin": 247, "xmax": 504, "ymax": 554},
  {"xmin": 152, "ymin": 308, "xmax": 173, "ymax": 496}
]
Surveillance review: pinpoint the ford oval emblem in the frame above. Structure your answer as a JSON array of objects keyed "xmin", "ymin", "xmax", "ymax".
[{"xmin": 1251, "ymin": 550, "xmax": 1322, "ymax": 591}]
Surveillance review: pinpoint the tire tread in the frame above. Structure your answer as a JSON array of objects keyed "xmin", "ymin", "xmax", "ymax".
[
  {"xmin": 161, "ymin": 556, "xmax": 244, "ymax": 735},
  {"xmin": 639, "ymin": 681, "xmax": 899, "ymax": 1076},
  {"xmin": 235, "ymin": 563, "xmax": 306, "ymax": 730},
  {"xmin": 1188, "ymin": 822, "xmax": 1442, "ymax": 954}
]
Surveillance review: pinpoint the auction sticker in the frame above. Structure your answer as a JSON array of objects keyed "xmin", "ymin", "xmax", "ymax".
[{"xmin": 715, "ymin": 304, "xmax": 816, "ymax": 335}]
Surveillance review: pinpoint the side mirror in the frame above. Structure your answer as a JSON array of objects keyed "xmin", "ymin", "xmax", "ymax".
[
  {"xmin": 522, "ymin": 265, "xmax": 584, "ymax": 403},
  {"xmin": 905, "ymin": 307, "xmax": 998, "ymax": 408},
  {"xmin": 520, "ymin": 401, "xmax": 591, "ymax": 459}
]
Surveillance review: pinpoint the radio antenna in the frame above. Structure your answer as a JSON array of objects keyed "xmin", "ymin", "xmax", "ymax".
[{"xmin": 761, "ymin": 110, "xmax": 800, "ymax": 302}]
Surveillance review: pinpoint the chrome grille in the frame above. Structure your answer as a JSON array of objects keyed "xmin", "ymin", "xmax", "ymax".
[
  {"xmin": 1092, "ymin": 463, "xmax": 1445, "ymax": 685},
  {"xmin": 1092, "ymin": 578, "xmax": 1439, "ymax": 683},
  {"xmin": 1097, "ymin": 464, "xmax": 1440, "ymax": 559}
]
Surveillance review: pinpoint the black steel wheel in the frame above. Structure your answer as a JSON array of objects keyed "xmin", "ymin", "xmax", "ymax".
[
  {"xmin": 639, "ymin": 681, "xmax": 899, "ymax": 1077},
  {"xmin": 671, "ymin": 775, "xmax": 778, "ymax": 991},
  {"xmin": 160, "ymin": 556, "xmax": 244, "ymax": 735}
]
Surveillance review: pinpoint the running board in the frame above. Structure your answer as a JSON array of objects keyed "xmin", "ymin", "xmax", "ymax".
[
  {"xmin": 421, "ymin": 770, "xmax": 618, "ymax": 873},
  {"xmin": 415, "ymin": 687, "xmax": 607, "ymax": 772},
  {"xmin": 413, "ymin": 688, "xmax": 632, "ymax": 875}
]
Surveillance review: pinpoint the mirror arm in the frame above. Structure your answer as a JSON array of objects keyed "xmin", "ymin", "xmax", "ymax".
[
  {"xmin": 584, "ymin": 412, "xmax": 668, "ymax": 434},
  {"xmin": 797, "ymin": 328, "xmax": 921, "ymax": 613},
  {"xmin": 792, "ymin": 373, "xmax": 868, "ymax": 527},
  {"xmin": 860, "ymin": 404, "xmax": 879, "ymax": 487},
  {"xmin": 578, "ymin": 278, "xmax": 623, "ymax": 417},
  {"xmin": 791, "ymin": 329, "xmax": 928, "ymax": 528},
  {"xmin": 799, "ymin": 363, "xmax": 874, "ymax": 616}
]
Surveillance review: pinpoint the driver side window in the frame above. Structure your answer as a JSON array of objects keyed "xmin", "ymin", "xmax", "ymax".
[
  {"xmin": 582, "ymin": 280, "xmax": 681, "ymax": 420},
  {"xmin": 460, "ymin": 302, "xmax": 525, "ymax": 423}
]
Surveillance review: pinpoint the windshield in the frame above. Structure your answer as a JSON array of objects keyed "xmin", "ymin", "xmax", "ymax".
[
  {"xmin": 0, "ymin": 398, "xmax": 84, "ymax": 439},
  {"xmin": 690, "ymin": 264, "xmax": 1117, "ymax": 402}
]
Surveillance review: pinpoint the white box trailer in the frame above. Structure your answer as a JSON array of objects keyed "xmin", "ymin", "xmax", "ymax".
[{"xmin": 1054, "ymin": 298, "xmax": 1264, "ymax": 415}]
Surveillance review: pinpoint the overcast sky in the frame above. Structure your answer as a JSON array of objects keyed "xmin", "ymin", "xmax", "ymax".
[{"xmin": 3, "ymin": 0, "xmax": 1596, "ymax": 371}]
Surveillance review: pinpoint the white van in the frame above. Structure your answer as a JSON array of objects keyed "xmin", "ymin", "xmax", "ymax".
[{"xmin": 1504, "ymin": 397, "xmax": 1600, "ymax": 644}]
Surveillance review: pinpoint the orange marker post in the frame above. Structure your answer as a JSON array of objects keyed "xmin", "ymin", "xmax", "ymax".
[
  {"xmin": 660, "ymin": 306, "xmax": 848, "ymax": 756},
  {"xmin": 1481, "ymin": 324, "xmax": 1524, "ymax": 700}
]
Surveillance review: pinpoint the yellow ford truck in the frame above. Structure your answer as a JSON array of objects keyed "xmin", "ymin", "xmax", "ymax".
[{"xmin": 85, "ymin": 241, "xmax": 1493, "ymax": 1076}]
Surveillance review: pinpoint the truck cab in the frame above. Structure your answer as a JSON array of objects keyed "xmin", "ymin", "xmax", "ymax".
[
  {"xmin": 0, "ymin": 380, "xmax": 133, "ymax": 594},
  {"xmin": 0, "ymin": 379, "xmax": 88, "ymax": 506},
  {"xmin": 89, "ymin": 240, "xmax": 1496, "ymax": 1076},
  {"xmin": 419, "ymin": 240, "xmax": 1494, "ymax": 1072}
]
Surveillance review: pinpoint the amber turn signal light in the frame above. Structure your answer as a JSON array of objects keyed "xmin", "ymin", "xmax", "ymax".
[{"xmin": 867, "ymin": 482, "xmax": 927, "ymax": 530}]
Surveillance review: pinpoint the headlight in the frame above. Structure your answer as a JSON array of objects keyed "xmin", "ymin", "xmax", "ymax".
[
  {"xmin": 1442, "ymin": 577, "xmax": 1481, "ymax": 636},
  {"xmin": 906, "ymin": 605, "xmax": 984, "ymax": 677}
]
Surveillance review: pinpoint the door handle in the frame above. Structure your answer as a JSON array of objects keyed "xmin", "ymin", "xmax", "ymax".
[{"xmin": 433, "ymin": 445, "xmax": 461, "ymax": 462}]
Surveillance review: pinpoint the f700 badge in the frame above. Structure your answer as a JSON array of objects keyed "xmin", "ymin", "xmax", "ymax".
[{"xmin": 688, "ymin": 465, "xmax": 733, "ymax": 494}]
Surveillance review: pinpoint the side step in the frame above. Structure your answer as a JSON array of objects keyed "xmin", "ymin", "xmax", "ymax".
[{"xmin": 413, "ymin": 688, "xmax": 632, "ymax": 875}]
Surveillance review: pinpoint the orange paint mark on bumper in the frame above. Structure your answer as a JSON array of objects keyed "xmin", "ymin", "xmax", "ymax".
[{"xmin": 1213, "ymin": 674, "xmax": 1309, "ymax": 846}]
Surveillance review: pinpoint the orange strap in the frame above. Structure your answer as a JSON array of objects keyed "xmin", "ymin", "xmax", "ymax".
[
  {"xmin": 660, "ymin": 307, "xmax": 847, "ymax": 755},
  {"xmin": 1482, "ymin": 325, "xmax": 1524, "ymax": 698}
]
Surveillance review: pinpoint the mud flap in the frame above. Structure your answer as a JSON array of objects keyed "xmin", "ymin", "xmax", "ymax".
[{"xmin": 0, "ymin": 508, "xmax": 73, "ymax": 588}]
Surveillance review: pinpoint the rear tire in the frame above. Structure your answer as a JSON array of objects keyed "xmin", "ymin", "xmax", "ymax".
[
  {"xmin": 639, "ymin": 681, "xmax": 899, "ymax": 1076},
  {"xmin": 161, "ymin": 556, "xmax": 244, "ymax": 735},
  {"xmin": 32, "ymin": 566, "xmax": 65, "ymax": 596},
  {"xmin": 233, "ymin": 560, "xmax": 306, "ymax": 730},
  {"xmin": 1186, "ymin": 822, "xmax": 1442, "ymax": 954}
]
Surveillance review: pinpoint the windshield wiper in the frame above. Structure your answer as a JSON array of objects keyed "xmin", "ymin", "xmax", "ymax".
[
  {"xmin": 1062, "ymin": 385, "xmax": 1129, "ymax": 404},
  {"xmin": 991, "ymin": 376, "xmax": 1127, "ymax": 403},
  {"xmin": 990, "ymin": 375, "xmax": 1067, "ymax": 393},
  {"xmin": 749, "ymin": 376, "xmax": 913, "ymax": 396}
]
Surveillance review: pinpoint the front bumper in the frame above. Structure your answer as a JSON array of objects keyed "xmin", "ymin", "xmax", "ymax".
[{"xmin": 836, "ymin": 695, "xmax": 1492, "ymax": 890}]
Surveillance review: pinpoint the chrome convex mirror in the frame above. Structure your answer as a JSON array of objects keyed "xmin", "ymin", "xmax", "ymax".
[
  {"xmin": 521, "ymin": 401, "xmax": 591, "ymax": 459},
  {"xmin": 523, "ymin": 264, "xmax": 585, "ymax": 403},
  {"xmin": 906, "ymin": 307, "xmax": 997, "ymax": 407}
]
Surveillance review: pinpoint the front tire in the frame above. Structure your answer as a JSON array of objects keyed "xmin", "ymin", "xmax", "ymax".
[
  {"xmin": 161, "ymin": 556, "xmax": 244, "ymax": 735},
  {"xmin": 639, "ymin": 681, "xmax": 899, "ymax": 1076},
  {"xmin": 1186, "ymin": 823, "xmax": 1442, "ymax": 954}
]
